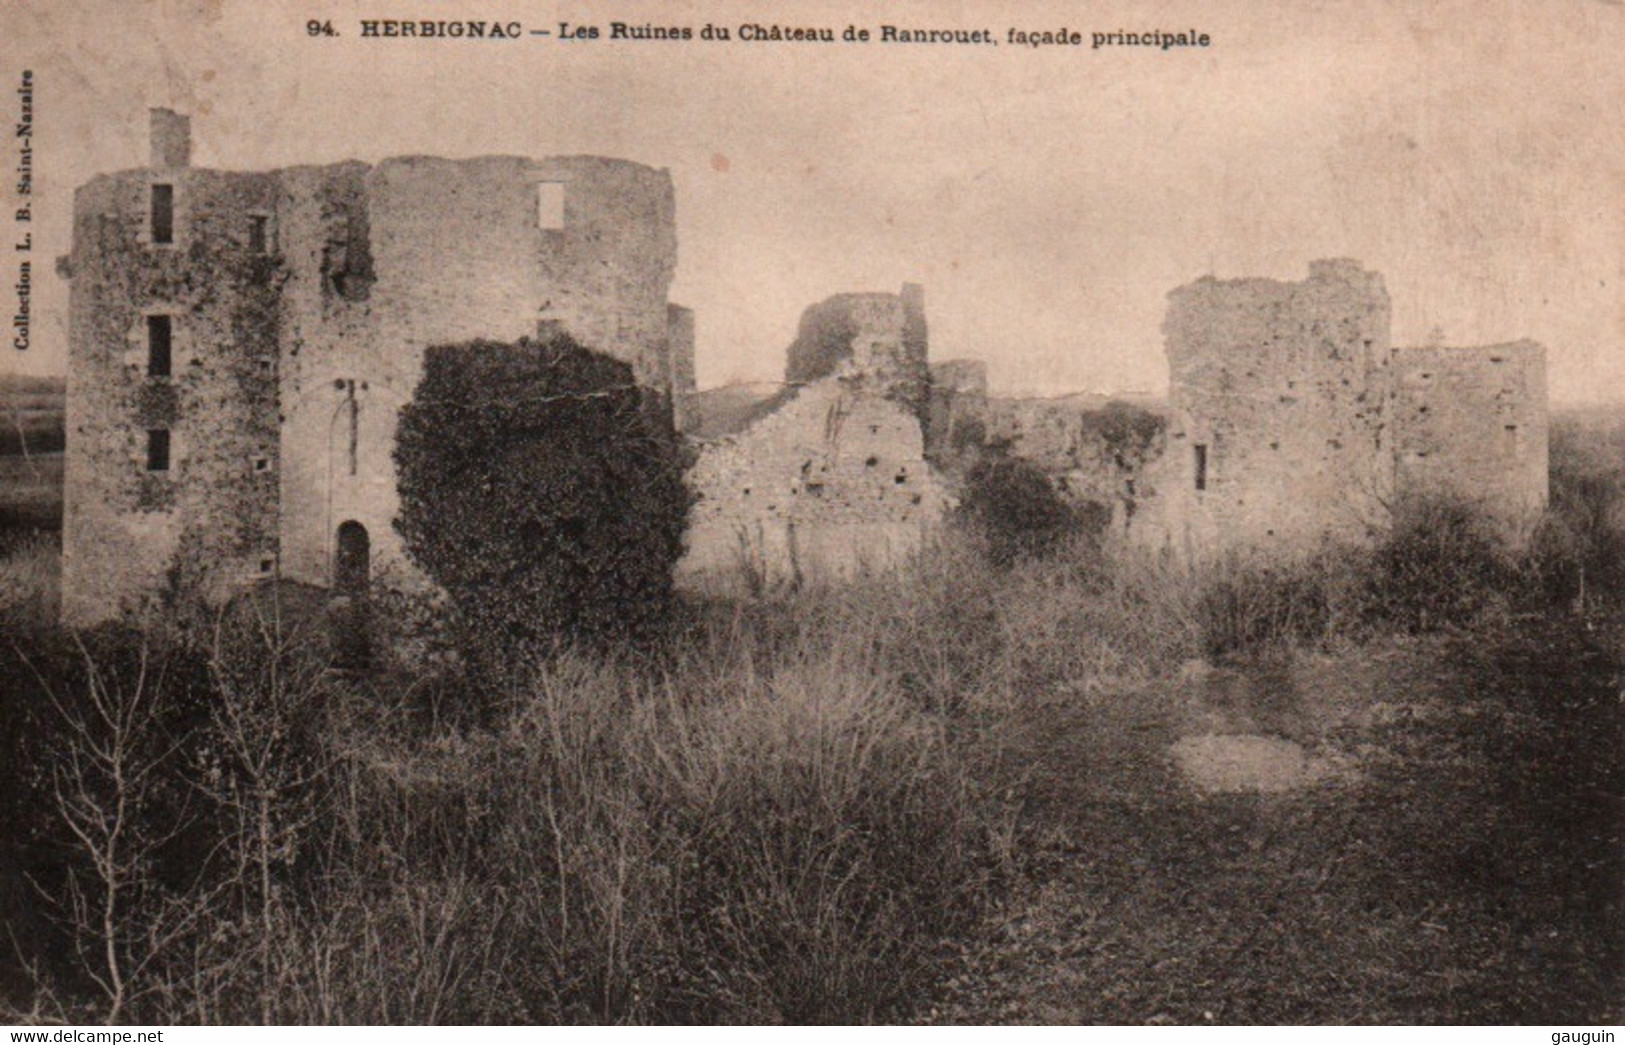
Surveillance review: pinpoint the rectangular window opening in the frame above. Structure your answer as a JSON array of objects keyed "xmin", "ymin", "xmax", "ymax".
[
  {"xmin": 248, "ymin": 214, "xmax": 269, "ymax": 254},
  {"xmin": 1193, "ymin": 443, "xmax": 1208, "ymax": 492},
  {"xmin": 150, "ymin": 184, "xmax": 174, "ymax": 245},
  {"xmin": 146, "ymin": 315, "xmax": 172, "ymax": 377},
  {"xmin": 536, "ymin": 182, "xmax": 566, "ymax": 229},
  {"xmin": 146, "ymin": 429, "xmax": 171, "ymax": 472},
  {"xmin": 1503, "ymin": 424, "xmax": 1519, "ymax": 455}
]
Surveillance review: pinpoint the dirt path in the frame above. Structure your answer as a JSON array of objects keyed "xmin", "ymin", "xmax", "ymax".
[{"xmin": 931, "ymin": 622, "xmax": 1625, "ymax": 1024}]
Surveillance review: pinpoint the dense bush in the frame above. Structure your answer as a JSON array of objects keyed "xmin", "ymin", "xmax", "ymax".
[
  {"xmin": 1364, "ymin": 494, "xmax": 1518, "ymax": 632},
  {"xmin": 394, "ymin": 331, "xmax": 692, "ymax": 661},
  {"xmin": 954, "ymin": 453, "xmax": 1096, "ymax": 567}
]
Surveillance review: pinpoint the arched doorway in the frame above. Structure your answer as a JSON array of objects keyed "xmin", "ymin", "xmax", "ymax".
[
  {"xmin": 332, "ymin": 521, "xmax": 371, "ymax": 670},
  {"xmin": 334, "ymin": 520, "xmax": 370, "ymax": 594}
]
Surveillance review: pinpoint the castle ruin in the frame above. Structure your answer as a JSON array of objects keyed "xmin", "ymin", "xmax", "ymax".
[
  {"xmin": 1157, "ymin": 259, "xmax": 1397, "ymax": 554},
  {"xmin": 57, "ymin": 113, "xmax": 1549, "ymax": 619},
  {"xmin": 59, "ymin": 110, "xmax": 693, "ymax": 623},
  {"xmin": 678, "ymin": 285, "xmax": 950, "ymax": 589},
  {"xmin": 971, "ymin": 260, "xmax": 1549, "ymax": 560}
]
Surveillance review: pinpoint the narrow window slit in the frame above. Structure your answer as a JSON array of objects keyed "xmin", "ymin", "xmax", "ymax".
[
  {"xmin": 146, "ymin": 315, "xmax": 171, "ymax": 377},
  {"xmin": 146, "ymin": 429, "xmax": 170, "ymax": 472},
  {"xmin": 150, "ymin": 184, "xmax": 174, "ymax": 245}
]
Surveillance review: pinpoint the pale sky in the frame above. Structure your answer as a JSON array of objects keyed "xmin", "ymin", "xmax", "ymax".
[{"xmin": 4, "ymin": 0, "xmax": 1622, "ymax": 403}]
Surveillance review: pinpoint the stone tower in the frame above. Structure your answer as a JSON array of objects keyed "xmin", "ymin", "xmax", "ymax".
[
  {"xmin": 60, "ymin": 110, "xmax": 692, "ymax": 623},
  {"xmin": 1159, "ymin": 259, "xmax": 1393, "ymax": 557}
]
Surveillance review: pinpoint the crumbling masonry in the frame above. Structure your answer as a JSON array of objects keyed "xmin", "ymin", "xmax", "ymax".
[
  {"xmin": 958, "ymin": 260, "xmax": 1548, "ymax": 561},
  {"xmin": 60, "ymin": 113, "xmax": 1548, "ymax": 617},
  {"xmin": 678, "ymin": 285, "xmax": 950, "ymax": 589},
  {"xmin": 60, "ymin": 110, "xmax": 693, "ymax": 623}
]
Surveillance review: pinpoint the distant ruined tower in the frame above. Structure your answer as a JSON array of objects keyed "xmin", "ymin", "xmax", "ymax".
[
  {"xmin": 1154, "ymin": 259, "xmax": 1547, "ymax": 559},
  {"xmin": 1159, "ymin": 259, "xmax": 1394, "ymax": 557},
  {"xmin": 679, "ymin": 283, "xmax": 948, "ymax": 590},
  {"xmin": 60, "ymin": 109, "xmax": 692, "ymax": 623}
]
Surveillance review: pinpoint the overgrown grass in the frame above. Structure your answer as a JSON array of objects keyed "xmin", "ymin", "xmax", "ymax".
[
  {"xmin": 1, "ymin": 588, "xmax": 1006, "ymax": 1024},
  {"xmin": 4, "ymin": 448, "xmax": 1622, "ymax": 1024},
  {"xmin": 0, "ymin": 530, "xmax": 59, "ymax": 632},
  {"xmin": 1533, "ymin": 410, "xmax": 1625, "ymax": 605},
  {"xmin": 0, "ymin": 454, "xmax": 64, "ymax": 536}
]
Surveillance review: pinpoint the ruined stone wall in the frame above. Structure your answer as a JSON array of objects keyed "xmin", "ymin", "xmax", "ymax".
[
  {"xmin": 925, "ymin": 358, "xmax": 988, "ymax": 466},
  {"xmin": 1159, "ymin": 259, "xmax": 1392, "ymax": 558},
  {"xmin": 276, "ymin": 153, "xmax": 681, "ymax": 593},
  {"xmin": 785, "ymin": 285, "xmax": 930, "ymax": 422},
  {"xmin": 679, "ymin": 381, "xmax": 947, "ymax": 589},
  {"xmin": 1390, "ymin": 341, "xmax": 1548, "ymax": 530},
  {"xmin": 63, "ymin": 166, "xmax": 284, "ymax": 622},
  {"xmin": 668, "ymin": 304, "xmax": 696, "ymax": 431},
  {"xmin": 982, "ymin": 396, "xmax": 1169, "ymax": 539},
  {"xmin": 63, "ymin": 114, "xmax": 684, "ymax": 623},
  {"xmin": 680, "ymin": 287, "xmax": 946, "ymax": 590}
]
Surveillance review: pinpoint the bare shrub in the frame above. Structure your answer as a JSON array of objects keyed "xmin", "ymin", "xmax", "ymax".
[
  {"xmin": 32, "ymin": 629, "xmax": 211, "ymax": 1023},
  {"xmin": 479, "ymin": 656, "xmax": 666, "ymax": 1022},
  {"xmin": 187, "ymin": 600, "xmax": 332, "ymax": 1023}
]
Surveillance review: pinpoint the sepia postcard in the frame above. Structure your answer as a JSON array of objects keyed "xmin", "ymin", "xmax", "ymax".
[{"xmin": 1, "ymin": 0, "xmax": 1622, "ymax": 1030}]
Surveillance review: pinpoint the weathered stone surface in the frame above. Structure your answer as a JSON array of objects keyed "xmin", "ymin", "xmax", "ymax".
[
  {"xmin": 63, "ymin": 113, "xmax": 1549, "ymax": 625},
  {"xmin": 63, "ymin": 165, "xmax": 284, "ymax": 620},
  {"xmin": 1390, "ymin": 340, "xmax": 1548, "ymax": 534},
  {"xmin": 679, "ymin": 285, "xmax": 947, "ymax": 591},
  {"xmin": 926, "ymin": 259, "xmax": 1548, "ymax": 563},
  {"xmin": 1158, "ymin": 258, "xmax": 1394, "ymax": 558},
  {"xmin": 668, "ymin": 304, "xmax": 697, "ymax": 431},
  {"xmin": 62, "ymin": 113, "xmax": 685, "ymax": 623},
  {"xmin": 785, "ymin": 283, "xmax": 930, "ymax": 423}
]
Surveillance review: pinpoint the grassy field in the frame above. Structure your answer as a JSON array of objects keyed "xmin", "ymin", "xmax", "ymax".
[
  {"xmin": 0, "ymin": 374, "xmax": 65, "ymax": 457},
  {"xmin": 0, "ymin": 373, "xmax": 64, "ymax": 540},
  {"xmin": 0, "ymin": 453, "xmax": 63, "ymax": 538},
  {"xmin": 930, "ymin": 620, "xmax": 1622, "ymax": 1023},
  {"xmin": 0, "ymin": 403, "xmax": 1619, "ymax": 1025}
]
